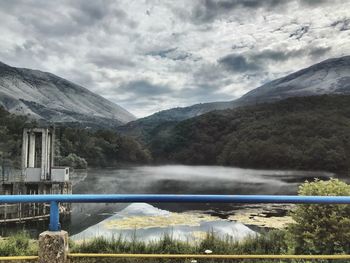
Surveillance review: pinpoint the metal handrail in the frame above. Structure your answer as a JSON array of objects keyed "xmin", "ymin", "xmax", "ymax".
[
  {"xmin": 0, "ymin": 194, "xmax": 350, "ymax": 231},
  {"xmin": 0, "ymin": 194, "xmax": 349, "ymax": 261}
]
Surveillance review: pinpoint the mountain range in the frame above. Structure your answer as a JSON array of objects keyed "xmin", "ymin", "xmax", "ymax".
[
  {"xmin": 117, "ymin": 55, "xmax": 350, "ymax": 139},
  {"xmin": 1, "ymin": 55, "xmax": 350, "ymax": 131},
  {"xmin": 235, "ymin": 55, "xmax": 350, "ymax": 106},
  {"xmin": 0, "ymin": 61, "xmax": 135, "ymax": 128}
]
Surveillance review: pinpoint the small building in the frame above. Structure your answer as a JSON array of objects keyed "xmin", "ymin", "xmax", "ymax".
[{"xmin": 0, "ymin": 127, "xmax": 72, "ymax": 223}]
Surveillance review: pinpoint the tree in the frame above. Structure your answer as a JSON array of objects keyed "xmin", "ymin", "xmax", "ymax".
[
  {"xmin": 288, "ymin": 179, "xmax": 350, "ymax": 254},
  {"xmin": 59, "ymin": 153, "xmax": 87, "ymax": 169}
]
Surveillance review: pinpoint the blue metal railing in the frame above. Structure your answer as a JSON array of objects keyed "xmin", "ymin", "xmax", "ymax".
[{"xmin": 1, "ymin": 194, "xmax": 350, "ymax": 231}]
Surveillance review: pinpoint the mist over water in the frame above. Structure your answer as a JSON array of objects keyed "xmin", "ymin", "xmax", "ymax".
[{"xmin": 66, "ymin": 165, "xmax": 334, "ymax": 234}]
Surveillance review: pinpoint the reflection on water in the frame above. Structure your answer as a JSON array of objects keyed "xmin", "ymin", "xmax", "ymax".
[
  {"xmin": 71, "ymin": 203, "xmax": 256, "ymax": 242},
  {"xmin": 65, "ymin": 165, "xmax": 334, "ymax": 235}
]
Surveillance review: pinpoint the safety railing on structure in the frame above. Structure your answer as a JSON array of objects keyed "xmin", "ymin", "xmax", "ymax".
[{"xmin": 1, "ymin": 194, "xmax": 350, "ymax": 262}]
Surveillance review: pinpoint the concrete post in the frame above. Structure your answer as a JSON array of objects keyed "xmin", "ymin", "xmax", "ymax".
[
  {"xmin": 21, "ymin": 130, "xmax": 28, "ymax": 171},
  {"xmin": 21, "ymin": 130, "xmax": 29, "ymax": 180},
  {"xmin": 48, "ymin": 132, "xmax": 52, "ymax": 177},
  {"xmin": 38, "ymin": 230, "xmax": 69, "ymax": 263},
  {"xmin": 28, "ymin": 132, "xmax": 36, "ymax": 168},
  {"xmin": 51, "ymin": 130, "xmax": 55, "ymax": 168},
  {"xmin": 41, "ymin": 130, "xmax": 48, "ymax": 180}
]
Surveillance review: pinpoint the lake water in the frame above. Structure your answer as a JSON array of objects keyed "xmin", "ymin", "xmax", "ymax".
[{"xmin": 65, "ymin": 165, "xmax": 334, "ymax": 236}]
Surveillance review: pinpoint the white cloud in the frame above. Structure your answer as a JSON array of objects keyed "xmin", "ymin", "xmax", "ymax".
[{"xmin": 0, "ymin": 0, "xmax": 349, "ymax": 117}]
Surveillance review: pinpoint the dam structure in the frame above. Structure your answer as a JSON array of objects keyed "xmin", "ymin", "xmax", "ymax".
[{"xmin": 0, "ymin": 127, "xmax": 72, "ymax": 222}]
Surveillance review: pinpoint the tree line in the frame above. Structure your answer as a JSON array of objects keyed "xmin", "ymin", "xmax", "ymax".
[{"xmin": 148, "ymin": 95, "xmax": 350, "ymax": 173}]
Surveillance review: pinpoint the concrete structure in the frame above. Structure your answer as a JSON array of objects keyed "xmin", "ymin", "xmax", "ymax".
[
  {"xmin": 0, "ymin": 127, "xmax": 72, "ymax": 223},
  {"xmin": 51, "ymin": 167, "xmax": 70, "ymax": 182},
  {"xmin": 22, "ymin": 127, "xmax": 69, "ymax": 182}
]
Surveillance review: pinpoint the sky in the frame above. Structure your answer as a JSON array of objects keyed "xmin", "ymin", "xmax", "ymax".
[{"xmin": 0, "ymin": 0, "xmax": 349, "ymax": 117}]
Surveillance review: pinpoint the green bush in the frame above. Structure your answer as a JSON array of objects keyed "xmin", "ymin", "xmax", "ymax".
[
  {"xmin": 288, "ymin": 178, "xmax": 350, "ymax": 254},
  {"xmin": 59, "ymin": 153, "xmax": 88, "ymax": 169}
]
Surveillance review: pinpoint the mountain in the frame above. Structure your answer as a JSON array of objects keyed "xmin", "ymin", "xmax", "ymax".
[
  {"xmin": 118, "ymin": 55, "xmax": 350, "ymax": 139},
  {"xmin": 234, "ymin": 56, "xmax": 350, "ymax": 106},
  {"xmin": 117, "ymin": 101, "xmax": 232, "ymax": 139},
  {"xmin": 0, "ymin": 61, "xmax": 136, "ymax": 127}
]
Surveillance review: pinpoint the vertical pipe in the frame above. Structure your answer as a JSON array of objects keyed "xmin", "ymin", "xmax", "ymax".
[{"xmin": 49, "ymin": 201, "xmax": 60, "ymax": 231}]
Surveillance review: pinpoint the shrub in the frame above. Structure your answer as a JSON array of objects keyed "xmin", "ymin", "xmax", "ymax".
[
  {"xmin": 59, "ymin": 153, "xmax": 88, "ymax": 169},
  {"xmin": 288, "ymin": 178, "xmax": 350, "ymax": 254}
]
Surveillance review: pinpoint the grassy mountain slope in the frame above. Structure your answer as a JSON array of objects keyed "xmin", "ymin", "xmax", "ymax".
[{"xmin": 0, "ymin": 61, "xmax": 136, "ymax": 128}]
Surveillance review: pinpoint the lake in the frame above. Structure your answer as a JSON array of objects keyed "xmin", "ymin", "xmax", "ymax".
[{"xmin": 65, "ymin": 165, "xmax": 334, "ymax": 237}]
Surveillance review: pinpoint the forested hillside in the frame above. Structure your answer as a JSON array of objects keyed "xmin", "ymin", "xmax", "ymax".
[
  {"xmin": 0, "ymin": 107, "xmax": 33, "ymax": 168},
  {"xmin": 56, "ymin": 127, "xmax": 151, "ymax": 167},
  {"xmin": 149, "ymin": 95, "xmax": 350, "ymax": 172},
  {"xmin": 3, "ymin": 95, "xmax": 350, "ymax": 172},
  {"xmin": 0, "ymin": 107, "xmax": 150, "ymax": 168}
]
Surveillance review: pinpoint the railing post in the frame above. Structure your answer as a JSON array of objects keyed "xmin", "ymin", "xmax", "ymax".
[
  {"xmin": 39, "ymin": 230, "xmax": 69, "ymax": 263},
  {"xmin": 39, "ymin": 201, "xmax": 68, "ymax": 263},
  {"xmin": 49, "ymin": 201, "xmax": 60, "ymax": 231}
]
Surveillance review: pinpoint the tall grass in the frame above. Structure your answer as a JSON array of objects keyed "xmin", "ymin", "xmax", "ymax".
[
  {"xmin": 0, "ymin": 231, "xmax": 37, "ymax": 256},
  {"xmin": 71, "ymin": 230, "xmax": 290, "ymax": 263},
  {"xmin": 0, "ymin": 230, "xmax": 341, "ymax": 263}
]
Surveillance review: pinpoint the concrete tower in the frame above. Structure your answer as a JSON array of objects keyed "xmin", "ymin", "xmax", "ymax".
[{"xmin": 22, "ymin": 127, "xmax": 55, "ymax": 181}]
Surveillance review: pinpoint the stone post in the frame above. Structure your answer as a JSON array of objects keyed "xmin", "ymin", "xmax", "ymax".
[{"xmin": 38, "ymin": 231, "xmax": 69, "ymax": 263}]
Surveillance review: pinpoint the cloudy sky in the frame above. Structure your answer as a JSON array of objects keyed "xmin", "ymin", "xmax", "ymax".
[{"xmin": 0, "ymin": 0, "xmax": 349, "ymax": 117}]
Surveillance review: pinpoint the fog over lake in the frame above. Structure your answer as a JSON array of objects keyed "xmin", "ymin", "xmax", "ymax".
[{"xmin": 66, "ymin": 165, "xmax": 334, "ymax": 235}]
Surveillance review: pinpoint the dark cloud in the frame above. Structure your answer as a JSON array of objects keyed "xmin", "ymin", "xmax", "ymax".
[
  {"xmin": 331, "ymin": 18, "xmax": 350, "ymax": 31},
  {"xmin": 191, "ymin": 0, "xmax": 284, "ymax": 23},
  {"xmin": 218, "ymin": 54, "xmax": 260, "ymax": 72},
  {"xmin": 147, "ymin": 48, "xmax": 177, "ymax": 58},
  {"xmin": 219, "ymin": 46, "xmax": 332, "ymax": 73},
  {"xmin": 147, "ymin": 48, "xmax": 192, "ymax": 61},
  {"xmin": 119, "ymin": 80, "xmax": 172, "ymax": 97},
  {"xmin": 252, "ymin": 50, "xmax": 303, "ymax": 61},
  {"xmin": 308, "ymin": 47, "xmax": 332, "ymax": 58},
  {"xmin": 251, "ymin": 47, "xmax": 332, "ymax": 61},
  {"xmin": 72, "ymin": 0, "xmax": 110, "ymax": 22},
  {"xmin": 12, "ymin": 0, "xmax": 136, "ymax": 38},
  {"xmin": 289, "ymin": 25, "xmax": 309, "ymax": 40},
  {"xmin": 300, "ymin": 0, "xmax": 330, "ymax": 6},
  {"xmin": 87, "ymin": 52, "xmax": 135, "ymax": 69},
  {"xmin": 190, "ymin": 0, "xmax": 335, "ymax": 24}
]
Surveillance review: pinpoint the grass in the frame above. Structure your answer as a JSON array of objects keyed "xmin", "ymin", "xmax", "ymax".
[
  {"xmin": 0, "ymin": 230, "xmax": 345, "ymax": 263},
  {"xmin": 0, "ymin": 232, "xmax": 37, "ymax": 257},
  {"xmin": 70, "ymin": 230, "xmax": 290, "ymax": 262}
]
